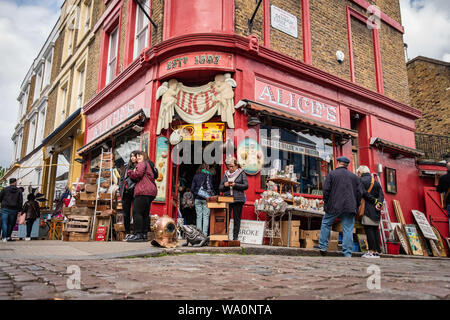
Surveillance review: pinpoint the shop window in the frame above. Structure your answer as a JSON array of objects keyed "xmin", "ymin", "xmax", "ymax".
[
  {"xmin": 260, "ymin": 124, "xmax": 334, "ymax": 195},
  {"xmin": 113, "ymin": 130, "xmax": 141, "ymax": 169},
  {"xmin": 54, "ymin": 147, "xmax": 72, "ymax": 201}
]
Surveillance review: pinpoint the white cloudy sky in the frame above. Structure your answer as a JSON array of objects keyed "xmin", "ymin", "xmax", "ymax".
[{"xmin": 0, "ymin": 0, "xmax": 449, "ymax": 169}]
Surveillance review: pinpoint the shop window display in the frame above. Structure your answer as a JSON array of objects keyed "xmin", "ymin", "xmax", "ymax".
[
  {"xmin": 260, "ymin": 124, "xmax": 334, "ymax": 195},
  {"xmin": 113, "ymin": 130, "xmax": 141, "ymax": 168},
  {"xmin": 53, "ymin": 147, "xmax": 72, "ymax": 200}
]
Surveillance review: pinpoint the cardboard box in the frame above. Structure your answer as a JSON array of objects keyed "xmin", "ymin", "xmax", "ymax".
[
  {"xmin": 270, "ymin": 220, "xmax": 301, "ymax": 247},
  {"xmin": 328, "ymin": 240, "xmax": 338, "ymax": 251},
  {"xmin": 301, "ymin": 230, "xmax": 321, "ymax": 241},
  {"xmin": 330, "ymin": 231, "xmax": 339, "ymax": 241},
  {"xmin": 301, "ymin": 238, "xmax": 319, "ymax": 249}
]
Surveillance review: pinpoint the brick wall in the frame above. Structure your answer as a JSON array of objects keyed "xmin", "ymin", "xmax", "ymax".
[
  {"xmin": 235, "ymin": 0, "xmax": 264, "ymax": 43},
  {"xmin": 407, "ymin": 57, "xmax": 450, "ymax": 135},
  {"xmin": 152, "ymin": 0, "xmax": 164, "ymax": 46},
  {"xmin": 351, "ymin": 17, "xmax": 377, "ymax": 92},
  {"xmin": 380, "ymin": 21, "xmax": 409, "ymax": 105},
  {"xmin": 270, "ymin": 0, "xmax": 303, "ymax": 61},
  {"xmin": 309, "ymin": 0, "xmax": 351, "ymax": 82}
]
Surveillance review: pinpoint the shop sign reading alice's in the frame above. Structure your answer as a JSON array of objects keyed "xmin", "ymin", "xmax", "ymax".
[{"xmin": 254, "ymin": 79, "xmax": 340, "ymax": 125}]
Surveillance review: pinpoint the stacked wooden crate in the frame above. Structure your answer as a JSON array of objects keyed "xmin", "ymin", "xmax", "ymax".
[{"xmin": 62, "ymin": 207, "xmax": 94, "ymax": 241}]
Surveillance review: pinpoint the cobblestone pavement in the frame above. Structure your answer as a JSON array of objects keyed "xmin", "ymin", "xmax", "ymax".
[{"xmin": 0, "ymin": 253, "xmax": 449, "ymax": 300}]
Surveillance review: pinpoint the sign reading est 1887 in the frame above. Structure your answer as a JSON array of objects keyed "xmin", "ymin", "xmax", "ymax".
[
  {"xmin": 255, "ymin": 78, "xmax": 340, "ymax": 126},
  {"xmin": 159, "ymin": 52, "xmax": 234, "ymax": 78}
]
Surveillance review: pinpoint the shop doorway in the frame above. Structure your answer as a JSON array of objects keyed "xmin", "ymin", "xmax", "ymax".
[{"xmin": 171, "ymin": 140, "xmax": 223, "ymax": 225}]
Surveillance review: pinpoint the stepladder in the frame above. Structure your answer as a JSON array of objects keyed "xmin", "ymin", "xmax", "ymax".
[
  {"xmin": 90, "ymin": 149, "xmax": 114, "ymax": 241},
  {"xmin": 374, "ymin": 173, "xmax": 394, "ymax": 253}
]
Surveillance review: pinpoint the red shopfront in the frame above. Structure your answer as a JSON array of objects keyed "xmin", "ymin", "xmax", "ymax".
[{"xmin": 79, "ymin": 35, "xmax": 447, "ymax": 252}]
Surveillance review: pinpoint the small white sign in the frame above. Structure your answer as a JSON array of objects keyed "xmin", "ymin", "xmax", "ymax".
[
  {"xmin": 411, "ymin": 210, "xmax": 438, "ymax": 240},
  {"xmin": 271, "ymin": 5, "xmax": 298, "ymax": 38},
  {"xmin": 229, "ymin": 219, "xmax": 266, "ymax": 245}
]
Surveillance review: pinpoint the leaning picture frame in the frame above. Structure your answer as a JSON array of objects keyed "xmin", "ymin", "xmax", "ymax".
[{"xmin": 385, "ymin": 167, "xmax": 397, "ymax": 194}]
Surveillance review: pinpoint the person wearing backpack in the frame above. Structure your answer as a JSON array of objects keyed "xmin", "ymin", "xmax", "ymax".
[
  {"xmin": 119, "ymin": 151, "xmax": 138, "ymax": 241},
  {"xmin": 191, "ymin": 163, "xmax": 214, "ymax": 236},
  {"xmin": 126, "ymin": 151, "xmax": 158, "ymax": 242},
  {"xmin": 20, "ymin": 193, "xmax": 41, "ymax": 241},
  {"xmin": 0, "ymin": 178, "xmax": 23, "ymax": 242},
  {"xmin": 219, "ymin": 157, "xmax": 248, "ymax": 241}
]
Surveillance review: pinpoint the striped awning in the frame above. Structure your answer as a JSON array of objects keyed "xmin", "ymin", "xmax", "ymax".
[{"xmin": 77, "ymin": 109, "xmax": 148, "ymax": 155}]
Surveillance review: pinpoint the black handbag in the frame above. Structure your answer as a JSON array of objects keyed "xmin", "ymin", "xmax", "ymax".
[{"xmin": 124, "ymin": 176, "xmax": 136, "ymax": 193}]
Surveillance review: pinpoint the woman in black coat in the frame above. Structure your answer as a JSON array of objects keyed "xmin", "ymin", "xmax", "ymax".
[
  {"xmin": 219, "ymin": 157, "xmax": 249, "ymax": 241},
  {"xmin": 119, "ymin": 151, "xmax": 138, "ymax": 241},
  {"xmin": 357, "ymin": 165, "xmax": 384, "ymax": 258}
]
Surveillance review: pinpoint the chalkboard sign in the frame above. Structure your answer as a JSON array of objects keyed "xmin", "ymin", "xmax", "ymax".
[{"xmin": 411, "ymin": 210, "xmax": 438, "ymax": 240}]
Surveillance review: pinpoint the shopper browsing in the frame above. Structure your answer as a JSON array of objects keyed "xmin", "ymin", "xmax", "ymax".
[
  {"xmin": 0, "ymin": 178, "xmax": 23, "ymax": 242},
  {"xmin": 21, "ymin": 193, "xmax": 41, "ymax": 241},
  {"xmin": 119, "ymin": 151, "xmax": 138, "ymax": 241},
  {"xmin": 191, "ymin": 163, "xmax": 214, "ymax": 236},
  {"xmin": 357, "ymin": 165, "xmax": 384, "ymax": 258},
  {"xmin": 318, "ymin": 156, "xmax": 363, "ymax": 257},
  {"xmin": 219, "ymin": 157, "xmax": 248, "ymax": 241},
  {"xmin": 126, "ymin": 151, "xmax": 157, "ymax": 242}
]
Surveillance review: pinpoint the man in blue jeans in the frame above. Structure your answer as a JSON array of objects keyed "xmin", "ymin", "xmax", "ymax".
[
  {"xmin": 0, "ymin": 178, "xmax": 23, "ymax": 242},
  {"xmin": 319, "ymin": 156, "xmax": 363, "ymax": 257}
]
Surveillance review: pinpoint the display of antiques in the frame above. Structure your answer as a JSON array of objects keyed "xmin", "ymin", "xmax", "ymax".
[{"xmin": 151, "ymin": 215, "xmax": 178, "ymax": 248}]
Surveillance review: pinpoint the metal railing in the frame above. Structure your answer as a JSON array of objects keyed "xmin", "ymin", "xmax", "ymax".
[{"xmin": 415, "ymin": 133, "xmax": 450, "ymax": 160}]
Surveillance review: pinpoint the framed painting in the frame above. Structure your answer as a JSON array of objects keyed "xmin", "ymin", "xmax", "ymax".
[
  {"xmin": 404, "ymin": 224, "xmax": 423, "ymax": 256},
  {"xmin": 385, "ymin": 167, "xmax": 397, "ymax": 194}
]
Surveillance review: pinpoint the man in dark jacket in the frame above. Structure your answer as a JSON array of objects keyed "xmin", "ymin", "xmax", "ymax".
[
  {"xmin": 436, "ymin": 161, "xmax": 450, "ymax": 220},
  {"xmin": 0, "ymin": 178, "xmax": 23, "ymax": 241},
  {"xmin": 318, "ymin": 156, "xmax": 363, "ymax": 257}
]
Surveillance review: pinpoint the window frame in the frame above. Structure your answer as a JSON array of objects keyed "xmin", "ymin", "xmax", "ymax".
[
  {"xmin": 133, "ymin": 0, "xmax": 150, "ymax": 59},
  {"xmin": 27, "ymin": 115, "xmax": 37, "ymax": 154},
  {"xmin": 35, "ymin": 100, "xmax": 47, "ymax": 147}
]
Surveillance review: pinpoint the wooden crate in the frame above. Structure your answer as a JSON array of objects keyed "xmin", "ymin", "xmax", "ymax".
[
  {"xmin": 218, "ymin": 196, "xmax": 234, "ymax": 203},
  {"xmin": 85, "ymin": 177, "xmax": 98, "ymax": 184},
  {"xmin": 114, "ymin": 223, "xmax": 125, "ymax": 232},
  {"xmin": 84, "ymin": 172, "xmax": 99, "ymax": 179},
  {"xmin": 71, "ymin": 207, "xmax": 94, "ymax": 216},
  {"xmin": 76, "ymin": 200, "xmax": 96, "ymax": 208},
  {"xmin": 115, "ymin": 231, "xmax": 126, "ymax": 241},
  {"xmin": 96, "ymin": 204, "xmax": 111, "ymax": 211},
  {"xmin": 66, "ymin": 216, "xmax": 91, "ymax": 233},
  {"xmin": 100, "ymin": 209, "xmax": 116, "ymax": 217},
  {"xmin": 98, "ymin": 193, "xmax": 113, "ymax": 200},
  {"xmin": 85, "ymin": 184, "xmax": 97, "ymax": 193},
  {"xmin": 207, "ymin": 202, "xmax": 228, "ymax": 209},
  {"xmin": 209, "ymin": 240, "xmax": 240, "ymax": 247},
  {"xmin": 100, "ymin": 181, "xmax": 111, "ymax": 188},
  {"xmin": 63, "ymin": 231, "xmax": 90, "ymax": 242},
  {"xmin": 94, "ymin": 216, "xmax": 112, "ymax": 241},
  {"xmin": 101, "ymin": 171, "xmax": 111, "ymax": 178},
  {"xmin": 80, "ymin": 192, "xmax": 96, "ymax": 201}
]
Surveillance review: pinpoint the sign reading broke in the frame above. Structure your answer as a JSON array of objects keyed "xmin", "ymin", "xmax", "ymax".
[{"xmin": 255, "ymin": 78, "xmax": 340, "ymax": 125}]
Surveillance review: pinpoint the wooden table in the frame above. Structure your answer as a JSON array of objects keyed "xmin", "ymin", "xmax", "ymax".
[
  {"xmin": 268, "ymin": 178, "xmax": 300, "ymax": 194},
  {"xmin": 285, "ymin": 206, "xmax": 325, "ymax": 247},
  {"xmin": 47, "ymin": 219, "xmax": 64, "ymax": 240}
]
